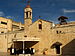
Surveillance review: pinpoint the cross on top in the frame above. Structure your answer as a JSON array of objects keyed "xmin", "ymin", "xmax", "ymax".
[{"xmin": 27, "ymin": 0, "xmax": 31, "ymax": 5}]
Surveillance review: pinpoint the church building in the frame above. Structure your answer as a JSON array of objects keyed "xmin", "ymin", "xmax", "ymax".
[{"xmin": 0, "ymin": 2, "xmax": 75, "ymax": 56}]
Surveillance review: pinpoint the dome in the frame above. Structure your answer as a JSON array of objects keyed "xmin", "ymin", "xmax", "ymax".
[{"xmin": 26, "ymin": 5, "xmax": 31, "ymax": 8}]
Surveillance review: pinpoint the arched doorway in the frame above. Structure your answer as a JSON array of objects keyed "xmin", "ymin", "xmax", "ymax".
[{"xmin": 51, "ymin": 42, "xmax": 62, "ymax": 54}]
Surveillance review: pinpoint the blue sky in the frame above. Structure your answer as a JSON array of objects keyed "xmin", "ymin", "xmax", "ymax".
[{"xmin": 0, "ymin": 0, "xmax": 75, "ymax": 24}]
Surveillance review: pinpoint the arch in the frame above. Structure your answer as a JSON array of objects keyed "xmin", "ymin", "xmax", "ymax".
[
  {"xmin": 38, "ymin": 20, "xmax": 42, "ymax": 24},
  {"xmin": 51, "ymin": 42, "xmax": 62, "ymax": 54},
  {"xmin": 51, "ymin": 42, "xmax": 62, "ymax": 48}
]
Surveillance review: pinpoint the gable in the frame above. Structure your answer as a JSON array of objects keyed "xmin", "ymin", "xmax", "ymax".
[{"xmin": 29, "ymin": 19, "xmax": 53, "ymax": 33}]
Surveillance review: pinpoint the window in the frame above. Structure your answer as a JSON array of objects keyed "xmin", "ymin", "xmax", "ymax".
[
  {"xmin": 56, "ymin": 31, "xmax": 62, "ymax": 34},
  {"xmin": 12, "ymin": 25, "xmax": 19, "ymax": 28},
  {"xmin": 26, "ymin": 12, "xmax": 28, "ymax": 18},
  {"xmin": 1, "ymin": 31, "xmax": 4, "ymax": 33},
  {"xmin": 39, "ymin": 24, "xmax": 42, "ymax": 29},
  {"xmin": 24, "ymin": 35, "xmax": 27, "ymax": 37},
  {"xmin": 1, "ymin": 21, "xmax": 7, "ymax": 25},
  {"xmin": 38, "ymin": 21, "xmax": 42, "ymax": 30},
  {"xmin": 56, "ymin": 31, "xmax": 59, "ymax": 34},
  {"xmin": 30, "ymin": 12, "xmax": 31, "ymax": 16}
]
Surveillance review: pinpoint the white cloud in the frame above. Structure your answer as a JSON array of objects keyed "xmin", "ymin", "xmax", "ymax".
[
  {"xmin": 0, "ymin": 11, "xmax": 15, "ymax": 20},
  {"xmin": 6, "ymin": 16, "xmax": 12, "ymax": 18},
  {"xmin": 6, "ymin": 16, "xmax": 15, "ymax": 20},
  {"xmin": 0, "ymin": 11, "xmax": 4, "ymax": 16},
  {"xmin": 63, "ymin": 9, "xmax": 75, "ymax": 13}
]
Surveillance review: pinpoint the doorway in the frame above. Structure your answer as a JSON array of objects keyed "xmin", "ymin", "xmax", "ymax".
[
  {"xmin": 9, "ymin": 41, "xmax": 38, "ymax": 55},
  {"xmin": 51, "ymin": 42, "xmax": 62, "ymax": 54},
  {"xmin": 55, "ymin": 45, "xmax": 60, "ymax": 54}
]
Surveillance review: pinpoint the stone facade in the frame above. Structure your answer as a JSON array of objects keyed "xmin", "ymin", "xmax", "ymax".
[{"xmin": 0, "ymin": 4, "xmax": 75, "ymax": 56}]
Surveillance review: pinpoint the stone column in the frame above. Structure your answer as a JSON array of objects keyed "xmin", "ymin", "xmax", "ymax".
[{"xmin": 7, "ymin": 19, "xmax": 12, "ymax": 32}]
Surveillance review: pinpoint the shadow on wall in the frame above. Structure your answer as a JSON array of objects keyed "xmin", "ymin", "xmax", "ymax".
[
  {"xmin": 25, "ymin": 41, "xmax": 38, "ymax": 48},
  {"xmin": 62, "ymin": 39, "xmax": 75, "ymax": 55},
  {"xmin": 14, "ymin": 41, "xmax": 38, "ymax": 49}
]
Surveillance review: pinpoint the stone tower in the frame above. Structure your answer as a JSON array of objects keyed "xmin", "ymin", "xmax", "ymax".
[{"xmin": 24, "ymin": 4, "xmax": 32, "ymax": 32}]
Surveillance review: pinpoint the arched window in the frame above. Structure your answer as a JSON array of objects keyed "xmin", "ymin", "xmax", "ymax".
[
  {"xmin": 38, "ymin": 21, "xmax": 42, "ymax": 30},
  {"xmin": 30, "ymin": 12, "xmax": 31, "ymax": 16},
  {"xmin": 26, "ymin": 12, "xmax": 28, "ymax": 18}
]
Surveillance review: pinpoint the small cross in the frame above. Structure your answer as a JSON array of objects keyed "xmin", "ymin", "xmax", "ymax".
[{"xmin": 27, "ymin": 0, "xmax": 31, "ymax": 5}]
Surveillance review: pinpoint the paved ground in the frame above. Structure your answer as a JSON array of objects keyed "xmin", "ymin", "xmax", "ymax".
[
  {"xmin": 0, "ymin": 54, "xmax": 75, "ymax": 56},
  {"xmin": 0, "ymin": 52, "xmax": 75, "ymax": 56}
]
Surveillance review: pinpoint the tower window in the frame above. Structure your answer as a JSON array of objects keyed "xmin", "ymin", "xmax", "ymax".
[
  {"xmin": 26, "ymin": 12, "xmax": 28, "ymax": 18},
  {"xmin": 60, "ymin": 31, "xmax": 61, "ymax": 33},
  {"xmin": 30, "ymin": 12, "xmax": 31, "ymax": 16}
]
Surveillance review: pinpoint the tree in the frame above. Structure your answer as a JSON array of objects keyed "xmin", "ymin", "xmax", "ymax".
[{"xmin": 58, "ymin": 16, "xmax": 68, "ymax": 25}]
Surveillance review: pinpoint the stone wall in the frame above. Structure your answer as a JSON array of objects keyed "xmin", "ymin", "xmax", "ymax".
[
  {"xmin": 28, "ymin": 20, "xmax": 75, "ymax": 55},
  {"xmin": 0, "ymin": 18, "xmax": 75, "ymax": 55}
]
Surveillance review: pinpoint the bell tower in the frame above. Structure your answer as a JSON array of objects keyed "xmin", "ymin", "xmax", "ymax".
[{"xmin": 24, "ymin": 1, "xmax": 32, "ymax": 31}]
